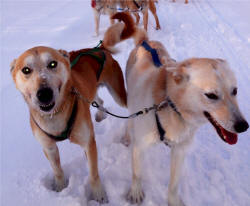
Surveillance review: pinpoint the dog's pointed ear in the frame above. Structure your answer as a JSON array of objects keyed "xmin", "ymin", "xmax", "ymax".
[
  {"xmin": 212, "ymin": 58, "xmax": 227, "ymax": 70},
  {"xmin": 215, "ymin": 58, "xmax": 226, "ymax": 63},
  {"xmin": 172, "ymin": 63, "xmax": 190, "ymax": 85},
  {"xmin": 58, "ymin": 49, "xmax": 69, "ymax": 59},
  {"xmin": 10, "ymin": 59, "xmax": 17, "ymax": 73},
  {"xmin": 161, "ymin": 57, "xmax": 177, "ymax": 67}
]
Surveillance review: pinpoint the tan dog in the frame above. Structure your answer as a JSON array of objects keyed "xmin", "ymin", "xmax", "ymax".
[
  {"xmin": 173, "ymin": 0, "xmax": 188, "ymax": 4},
  {"xmin": 91, "ymin": 0, "xmax": 161, "ymax": 36},
  {"xmin": 104, "ymin": 12, "xmax": 249, "ymax": 206},
  {"xmin": 10, "ymin": 15, "xmax": 136, "ymax": 204}
]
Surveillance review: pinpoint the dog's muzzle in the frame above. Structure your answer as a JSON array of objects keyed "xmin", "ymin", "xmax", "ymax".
[{"xmin": 36, "ymin": 87, "xmax": 55, "ymax": 112}]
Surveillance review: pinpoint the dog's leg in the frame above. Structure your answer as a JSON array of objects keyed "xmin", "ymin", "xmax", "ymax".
[
  {"xmin": 94, "ymin": 10, "xmax": 100, "ymax": 36},
  {"xmin": 168, "ymin": 145, "xmax": 187, "ymax": 206},
  {"xmin": 127, "ymin": 144, "xmax": 145, "ymax": 204},
  {"xmin": 94, "ymin": 94, "xmax": 107, "ymax": 122},
  {"xmin": 71, "ymin": 110, "xmax": 108, "ymax": 203},
  {"xmin": 121, "ymin": 120, "xmax": 132, "ymax": 146},
  {"xmin": 109, "ymin": 13, "xmax": 115, "ymax": 25},
  {"xmin": 133, "ymin": 13, "xmax": 140, "ymax": 25},
  {"xmin": 149, "ymin": 0, "xmax": 161, "ymax": 30},
  {"xmin": 142, "ymin": 9, "xmax": 149, "ymax": 31},
  {"xmin": 43, "ymin": 144, "xmax": 66, "ymax": 192},
  {"xmin": 84, "ymin": 135, "xmax": 108, "ymax": 203}
]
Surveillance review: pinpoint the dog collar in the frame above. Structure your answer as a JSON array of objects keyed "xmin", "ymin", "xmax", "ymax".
[{"xmin": 32, "ymin": 100, "xmax": 78, "ymax": 141}]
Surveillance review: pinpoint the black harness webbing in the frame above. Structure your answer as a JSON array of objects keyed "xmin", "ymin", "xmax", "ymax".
[
  {"xmin": 141, "ymin": 41, "xmax": 168, "ymax": 142},
  {"xmin": 133, "ymin": 0, "xmax": 141, "ymax": 9},
  {"xmin": 32, "ymin": 100, "xmax": 78, "ymax": 141},
  {"xmin": 155, "ymin": 111, "xmax": 166, "ymax": 141}
]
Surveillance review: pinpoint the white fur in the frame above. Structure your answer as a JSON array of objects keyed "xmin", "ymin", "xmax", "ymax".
[
  {"xmin": 126, "ymin": 53, "xmax": 248, "ymax": 206},
  {"xmin": 40, "ymin": 52, "xmax": 51, "ymax": 63},
  {"xmin": 24, "ymin": 55, "xmax": 35, "ymax": 66}
]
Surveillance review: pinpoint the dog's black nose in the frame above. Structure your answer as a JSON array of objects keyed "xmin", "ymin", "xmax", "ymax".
[
  {"xmin": 36, "ymin": 87, "xmax": 53, "ymax": 104},
  {"xmin": 234, "ymin": 120, "xmax": 249, "ymax": 133}
]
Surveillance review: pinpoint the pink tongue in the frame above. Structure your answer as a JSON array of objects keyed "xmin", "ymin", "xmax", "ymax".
[{"xmin": 221, "ymin": 128, "xmax": 238, "ymax": 145}]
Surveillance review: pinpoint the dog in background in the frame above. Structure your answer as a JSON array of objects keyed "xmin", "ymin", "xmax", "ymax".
[
  {"xmin": 102, "ymin": 12, "xmax": 249, "ymax": 206},
  {"xmin": 10, "ymin": 15, "xmax": 136, "ymax": 204},
  {"xmin": 91, "ymin": 0, "xmax": 161, "ymax": 36},
  {"xmin": 173, "ymin": 0, "xmax": 188, "ymax": 4}
]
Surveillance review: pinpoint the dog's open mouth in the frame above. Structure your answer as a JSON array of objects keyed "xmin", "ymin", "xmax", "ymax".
[
  {"xmin": 204, "ymin": 111, "xmax": 237, "ymax": 145},
  {"xmin": 39, "ymin": 102, "xmax": 55, "ymax": 112}
]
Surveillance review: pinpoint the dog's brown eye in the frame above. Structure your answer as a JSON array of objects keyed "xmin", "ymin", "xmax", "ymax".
[
  {"xmin": 22, "ymin": 67, "xmax": 32, "ymax": 75},
  {"xmin": 47, "ymin": 61, "xmax": 57, "ymax": 69},
  {"xmin": 232, "ymin": 87, "xmax": 237, "ymax": 96},
  {"xmin": 205, "ymin": 93, "xmax": 219, "ymax": 100}
]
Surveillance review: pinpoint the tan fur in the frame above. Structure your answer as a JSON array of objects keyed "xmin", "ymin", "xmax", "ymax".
[
  {"xmin": 11, "ymin": 38, "xmax": 127, "ymax": 202},
  {"xmin": 173, "ymin": 0, "xmax": 188, "ymax": 4},
  {"xmin": 103, "ymin": 12, "xmax": 248, "ymax": 206},
  {"xmin": 92, "ymin": 0, "xmax": 161, "ymax": 36},
  {"xmin": 102, "ymin": 12, "xmax": 136, "ymax": 51}
]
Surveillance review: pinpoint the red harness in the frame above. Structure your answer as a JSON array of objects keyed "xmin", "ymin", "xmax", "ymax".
[{"xmin": 91, "ymin": 0, "xmax": 96, "ymax": 8}]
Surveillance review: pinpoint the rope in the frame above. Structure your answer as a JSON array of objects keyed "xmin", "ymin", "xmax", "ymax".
[{"xmin": 72, "ymin": 88, "xmax": 168, "ymax": 119}]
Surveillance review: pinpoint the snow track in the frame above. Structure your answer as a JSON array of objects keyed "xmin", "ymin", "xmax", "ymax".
[{"xmin": 1, "ymin": 0, "xmax": 250, "ymax": 206}]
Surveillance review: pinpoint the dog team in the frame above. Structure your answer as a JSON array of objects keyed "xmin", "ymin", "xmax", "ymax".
[{"xmin": 11, "ymin": 0, "xmax": 249, "ymax": 206}]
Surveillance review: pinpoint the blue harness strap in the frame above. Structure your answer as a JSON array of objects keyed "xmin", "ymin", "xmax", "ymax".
[{"xmin": 141, "ymin": 41, "xmax": 162, "ymax": 67}]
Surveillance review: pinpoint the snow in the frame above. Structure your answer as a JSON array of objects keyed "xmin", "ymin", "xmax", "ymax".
[{"xmin": 1, "ymin": 0, "xmax": 250, "ymax": 206}]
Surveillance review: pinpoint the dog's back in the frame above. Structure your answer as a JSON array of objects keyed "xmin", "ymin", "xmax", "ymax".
[{"xmin": 69, "ymin": 47, "xmax": 127, "ymax": 107}]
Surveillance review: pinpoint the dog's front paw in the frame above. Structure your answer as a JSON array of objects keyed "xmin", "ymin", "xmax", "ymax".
[
  {"xmin": 156, "ymin": 25, "xmax": 161, "ymax": 30},
  {"xmin": 53, "ymin": 176, "xmax": 68, "ymax": 192},
  {"xmin": 91, "ymin": 183, "xmax": 109, "ymax": 204},
  {"xmin": 126, "ymin": 184, "xmax": 145, "ymax": 204}
]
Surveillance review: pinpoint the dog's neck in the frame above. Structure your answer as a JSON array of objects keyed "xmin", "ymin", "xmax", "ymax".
[
  {"xmin": 30, "ymin": 86, "xmax": 76, "ymax": 136},
  {"xmin": 153, "ymin": 69, "xmax": 198, "ymax": 143}
]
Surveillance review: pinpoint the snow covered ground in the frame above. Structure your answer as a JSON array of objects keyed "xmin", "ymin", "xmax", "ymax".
[{"xmin": 1, "ymin": 0, "xmax": 250, "ymax": 205}]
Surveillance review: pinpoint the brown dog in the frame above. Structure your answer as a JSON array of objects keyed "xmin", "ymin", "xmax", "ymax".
[
  {"xmin": 10, "ymin": 15, "xmax": 135, "ymax": 204},
  {"xmin": 91, "ymin": 0, "xmax": 161, "ymax": 36}
]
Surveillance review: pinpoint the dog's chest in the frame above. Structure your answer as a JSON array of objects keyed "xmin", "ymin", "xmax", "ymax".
[
  {"xmin": 159, "ymin": 111, "xmax": 195, "ymax": 144},
  {"xmin": 35, "ymin": 114, "xmax": 68, "ymax": 136}
]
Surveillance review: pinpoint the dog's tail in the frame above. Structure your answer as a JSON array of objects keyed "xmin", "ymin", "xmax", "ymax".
[
  {"xmin": 101, "ymin": 12, "xmax": 137, "ymax": 52},
  {"xmin": 133, "ymin": 27, "xmax": 149, "ymax": 46},
  {"xmin": 98, "ymin": 52, "xmax": 127, "ymax": 107},
  {"xmin": 102, "ymin": 12, "xmax": 149, "ymax": 50}
]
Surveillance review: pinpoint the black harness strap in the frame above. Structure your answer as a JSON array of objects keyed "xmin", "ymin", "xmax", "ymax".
[
  {"xmin": 141, "ymin": 40, "xmax": 168, "ymax": 142},
  {"xmin": 32, "ymin": 100, "xmax": 78, "ymax": 141},
  {"xmin": 133, "ymin": 0, "xmax": 141, "ymax": 10},
  {"xmin": 155, "ymin": 112, "xmax": 166, "ymax": 141}
]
